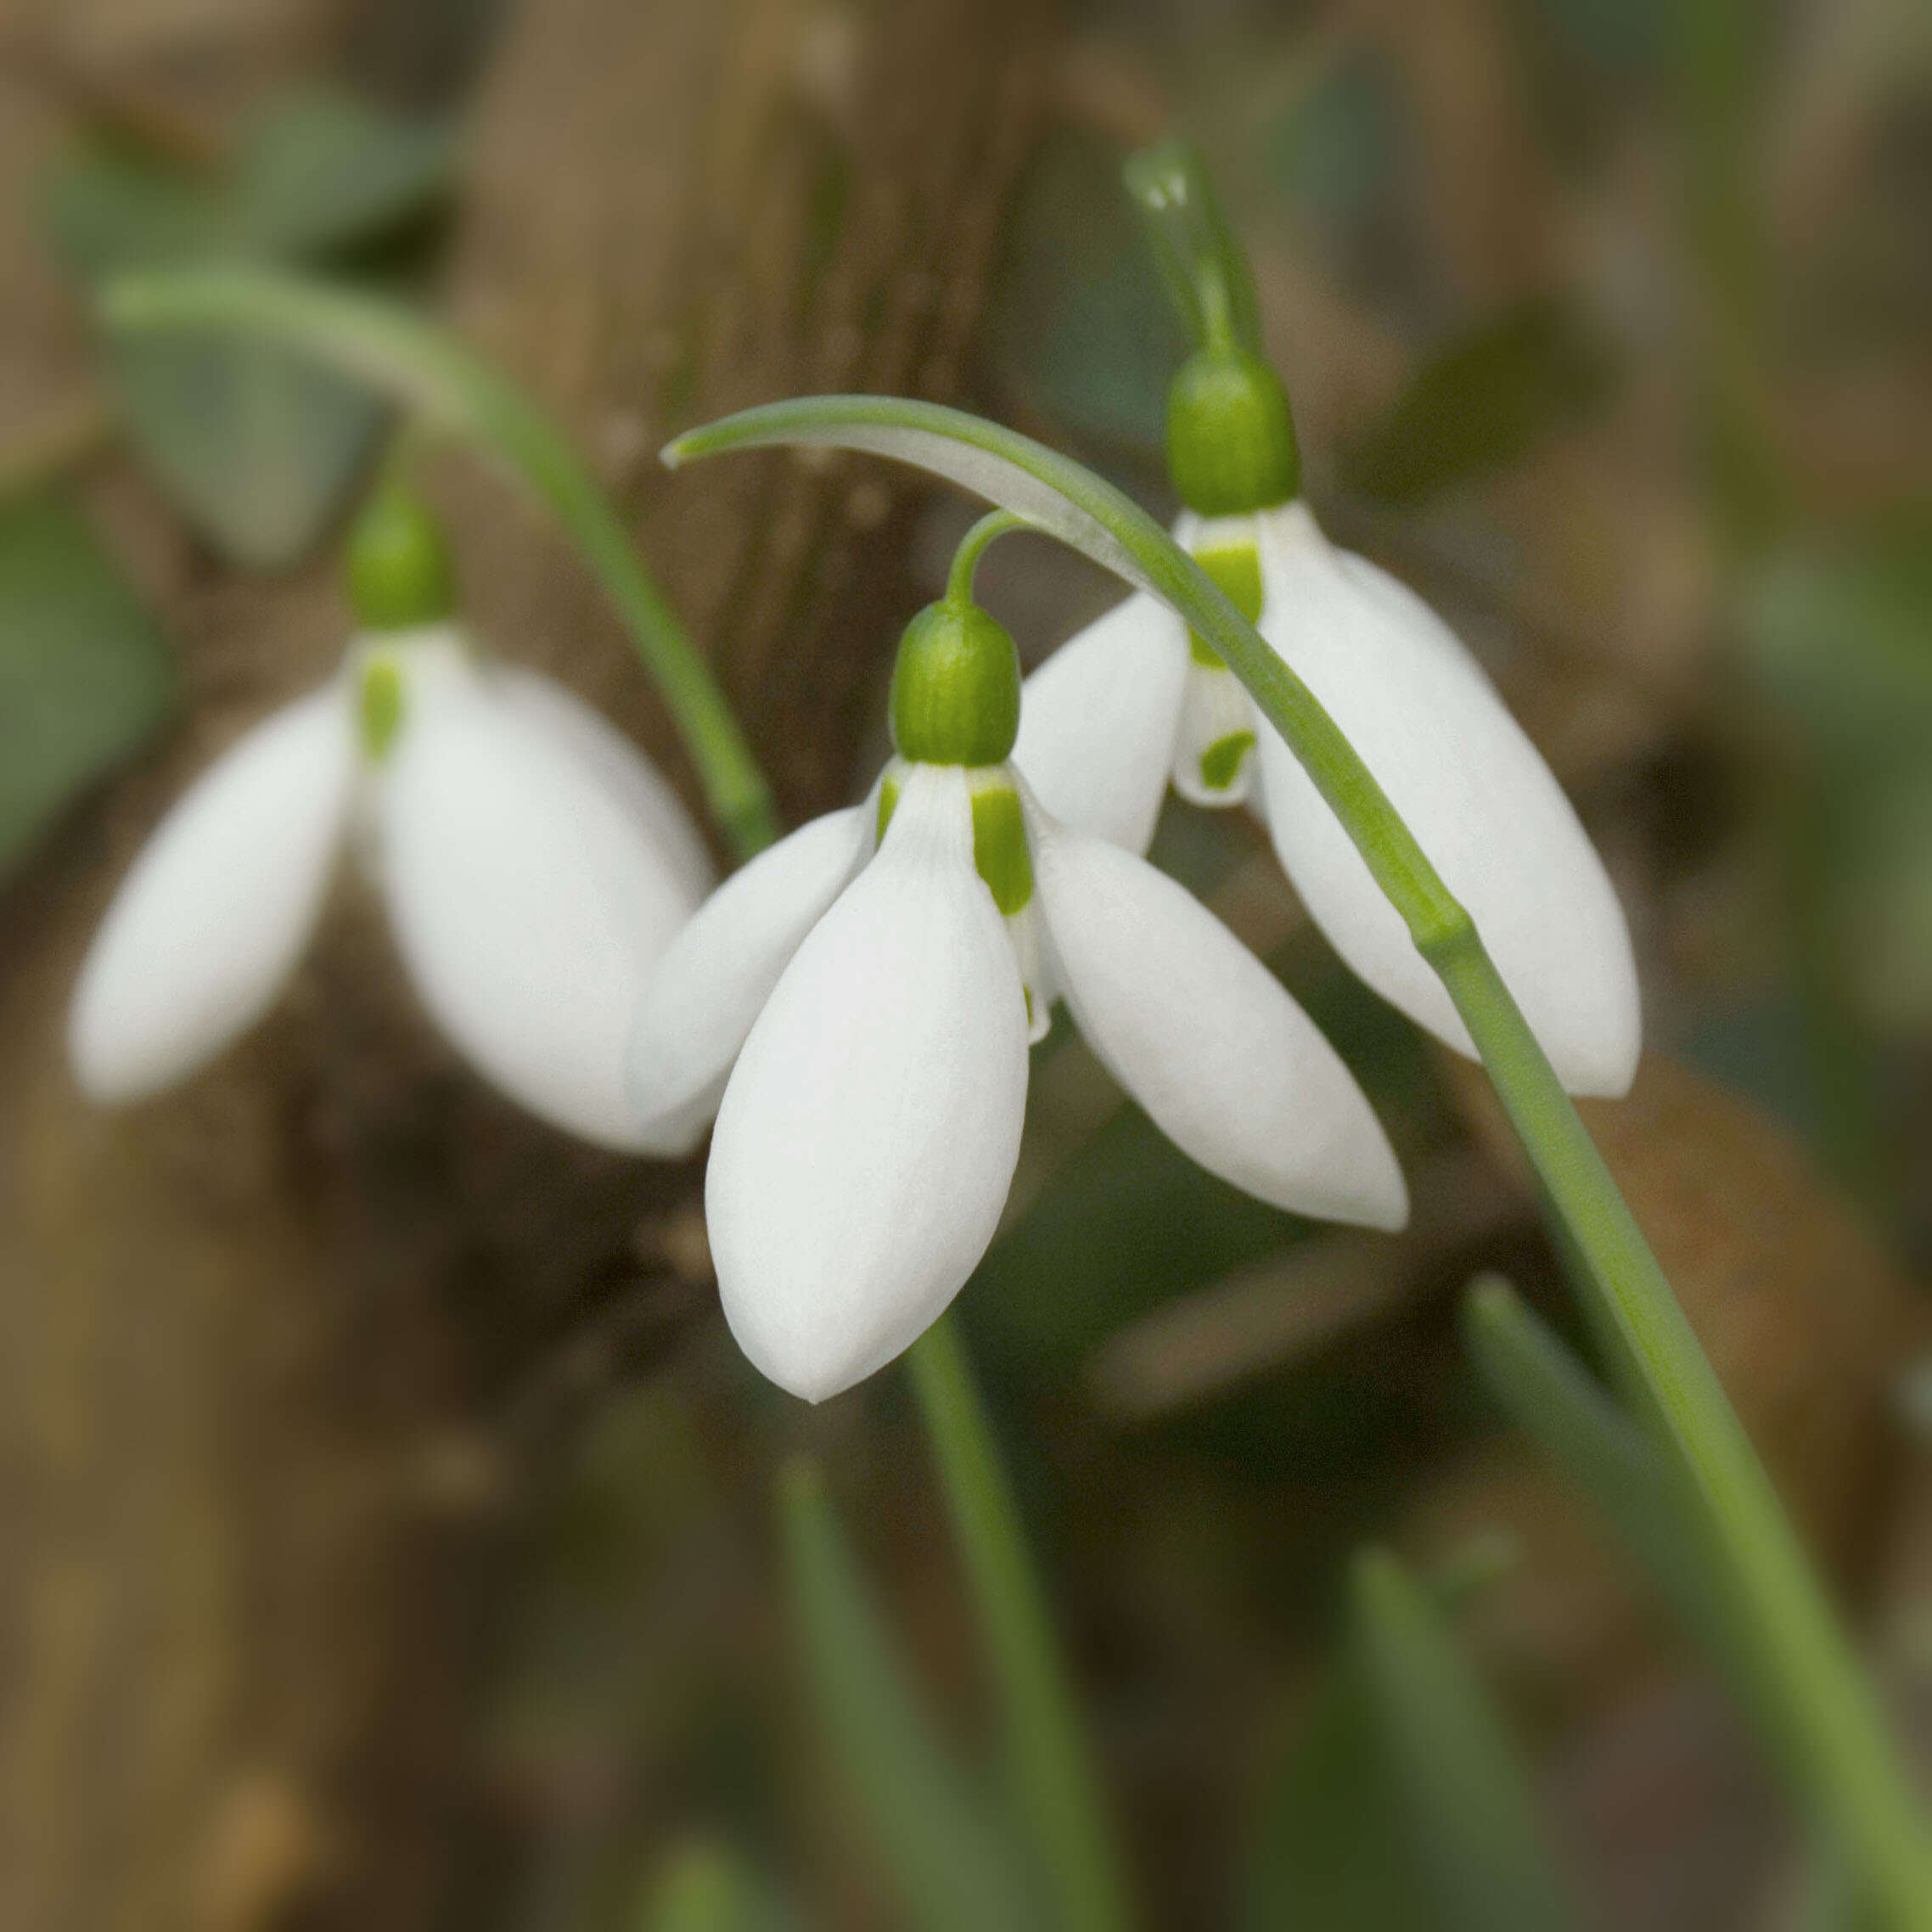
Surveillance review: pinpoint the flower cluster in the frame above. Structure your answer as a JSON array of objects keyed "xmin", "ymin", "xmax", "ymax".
[{"xmin": 73, "ymin": 353, "xmax": 1643, "ymax": 1407}]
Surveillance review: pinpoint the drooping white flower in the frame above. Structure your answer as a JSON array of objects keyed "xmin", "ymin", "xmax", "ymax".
[
  {"xmin": 70, "ymin": 494, "xmax": 712, "ymax": 1150},
  {"xmin": 628, "ymin": 584, "xmax": 1407, "ymax": 1402},
  {"xmin": 1014, "ymin": 498, "xmax": 1642, "ymax": 1098}
]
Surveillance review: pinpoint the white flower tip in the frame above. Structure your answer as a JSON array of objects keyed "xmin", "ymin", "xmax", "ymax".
[
  {"xmin": 728, "ymin": 1321, "xmax": 870, "ymax": 1405},
  {"xmin": 1359, "ymin": 1153, "xmax": 1411, "ymax": 1233},
  {"xmin": 1566, "ymin": 1025, "xmax": 1643, "ymax": 1103},
  {"xmin": 65, "ymin": 986, "xmax": 170, "ymax": 1107},
  {"xmin": 722, "ymin": 1267, "xmax": 944, "ymax": 1403}
]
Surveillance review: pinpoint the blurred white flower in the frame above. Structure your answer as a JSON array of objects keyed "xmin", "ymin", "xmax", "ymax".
[
  {"xmin": 69, "ymin": 624, "xmax": 712, "ymax": 1149},
  {"xmin": 628, "ymin": 756, "xmax": 1406, "ymax": 1402},
  {"xmin": 1014, "ymin": 501, "xmax": 1642, "ymax": 1098}
]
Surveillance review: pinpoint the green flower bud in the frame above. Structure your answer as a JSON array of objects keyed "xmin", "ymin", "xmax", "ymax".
[
  {"xmin": 346, "ymin": 488, "xmax": 456, "ymax": 632},
  {"xmin": 888, "ymin": 598, "xmax": 1022, "ymax": 767},
  {"xmin": 1166, "ymin": 350, "xmax": 1300, "ymax": 517}
]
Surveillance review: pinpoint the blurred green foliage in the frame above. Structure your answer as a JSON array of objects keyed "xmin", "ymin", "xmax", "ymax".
[
  {"xmin": 1744, "ymin": 514, "xmax": 1932, "ymax": 1034},
  {"xmin": 632, "ymin": 1839, "xmax": 791, "ymax": 1932},
  {"xmin": 0, "ymin": 492, "xmax": 172, "ymax": 880},
  {"xmin": 1339, "ymin": 298, "xmax": 1617, "ymax": 504},
  {"xmin": 43, "ymin": 87, "xmax": 454, "ymax": 567},
  {"xmin": 778, "ymin": 1458, "xmax": 1042, "ymax": 1931}
]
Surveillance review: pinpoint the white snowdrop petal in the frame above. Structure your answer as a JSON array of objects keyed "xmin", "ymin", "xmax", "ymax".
[
  {"xmin": 1013, "ymin": 591, "xmax": 1188, "ymax": 855},
  {"xmin": 626, "ymin": 803, "xmax": 872, "ymax": 1154},
  {"xmin": 69, "ymin": 687, "xmax": 354, "ymax": 1103},
  {"xmin": 1253, "ymin": 504, "xmax": 1641, "ymax": 1098},
  {"xmin": 706, "ymin": 764, "xmax": 1030, "ymax": 1402},
  {"xmin": 376, "ymin": 666, "xmax": 704, "ymax": 1151},
  {"xmin": 1030, "ymin": 801, "xmax": 1407, "ymax": 1231},
  {"xmin": 492, "ymin": 665, "xmax": 717, "ymax": 904}
]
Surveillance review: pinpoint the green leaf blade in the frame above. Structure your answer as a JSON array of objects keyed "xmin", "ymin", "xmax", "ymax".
[
  {"xmin": 1350, "ymin": 1545, "xmax": 1577, "ymax": 1932},
  {"xmin": 0, "ymin": 493, "xmax": 174, "ymax": 880},
  {"xmin": 777, "ymin": 1457, "xmax": 1041, "ymax": 1932}
]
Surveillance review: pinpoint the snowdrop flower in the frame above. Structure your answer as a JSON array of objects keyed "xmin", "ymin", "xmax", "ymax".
[
  {"xmin": 1014, "ymin": 349, "xmax": 1641, "ymax": 1099},
  {"xmin": 70, "ymin": 491, "xmax": 712, "ymax": 1149},
  {"xmin": 629, "ymin": 554, "xmax": 1406, "ymax": 1401}
]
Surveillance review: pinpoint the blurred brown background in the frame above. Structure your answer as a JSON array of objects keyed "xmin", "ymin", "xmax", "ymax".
[{"xmin": 1, "ymin": 0, "xmax": 1929, "ymax": 1926}]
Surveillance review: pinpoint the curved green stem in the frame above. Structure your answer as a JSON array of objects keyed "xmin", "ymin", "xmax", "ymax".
[
  {"xmin": 907, "ymin": 1316, "xmax": 1137, "ymax": 1932},
  {"xmin": 947, "ymin": 508, "xmax": 1028, "ymax": 609},
  {"xmin": 99, "ymin": 266, "xmax": 777, "ymax": 859},
  {"xmin": 666, "ymin": 394, "xmax": 1932, "ymax": 1929}
]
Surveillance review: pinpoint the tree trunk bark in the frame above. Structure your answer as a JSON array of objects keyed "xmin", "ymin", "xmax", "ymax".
[{"xmin": 0, "ymin": 3, "xmax": 1047, "ymax": 1926}]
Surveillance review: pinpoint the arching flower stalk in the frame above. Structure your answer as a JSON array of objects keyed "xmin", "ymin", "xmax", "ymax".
[
  {"xmin": 1015, "ymin": 149, "xmax": 1640, "ymax": 1100},
  {"xmin": 69, "ymin": 490, "xmax": 713, "ymax": 1149},
  {"xmin": 629, "ymin": 515, "xmax": 1407, "ymax": 1401}
]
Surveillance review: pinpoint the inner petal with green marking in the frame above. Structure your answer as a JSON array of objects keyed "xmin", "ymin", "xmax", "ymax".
[
  {"xmin": 968, "ymin": 774, "xmax": 1033, "ymax": 916},
  {"xmin": 1185, "ymin": 535, "xmax": 1263, "ymax": 668},
  {"xmin": 1172, "ymin": 660, "xmax": 1258, "ymax": 808},
  {"xmin": 357, "ymin": 654, "xmax": 404, "ymax": 761}
]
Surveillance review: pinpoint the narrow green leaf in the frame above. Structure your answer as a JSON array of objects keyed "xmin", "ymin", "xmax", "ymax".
[
  {"xmin": 1242, "ymin": 1665, "xmax": 1426, "ymax": 1932},
  {"xmin": 634, "ymin": 1839, "xmax": 789, "ymax": 1932},
  {"xmin": 100, "ymin": 266, "xmax": 775, "ymax": 855},
  {"xmin": 1350, "ymin": 1545, "xmax": 1576, "ymax": 1932},
  {"xmin": 0, "ymin": 492, "xmax": 173, "ymax": 879},
  {"xmin": 776, "ymin": 1458, "xmax": 1041, "ymax": 1932},
  {"xmin": 1463, "ymin": 1275, "xmax": 1856, "ymax": 1845},
  {"xmin": 1462, "ymin": 1276, "xmax": 1721, "ymax": 1651},
  {"xmin": 905, "ymin": 1317, "xmax": 1137, "ymax": 1932}
]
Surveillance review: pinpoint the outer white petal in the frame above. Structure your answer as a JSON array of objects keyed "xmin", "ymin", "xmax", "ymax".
[
  {"xmin": 68, "ymin": 687, "xmax": 353, "ymax": 1102},
  {"xmin": 706, "ymin": 763, "xmax": 1029, "ymax": 1402},
  {"xmin": 491, "ymin": 664, "xmax": 717, "ymax": 904},
  {"xmin": 375, "ymin": 659, "xmax": 704, "ymax": 1150},
  {"xmin": 1253, "ymin": 503, "xmax": 1641, "ymax": 1098},
  {"xmin": 626, "ymin": 803, "xmax": 871, "ymax": 1154},
  {"xmin": 1013, "ymin": 591, "xmax": 1188, "ymax": 855},
  {"xmin": 1028, "ymin": 795, "xmax": 1407, "ymax": 1231}
]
